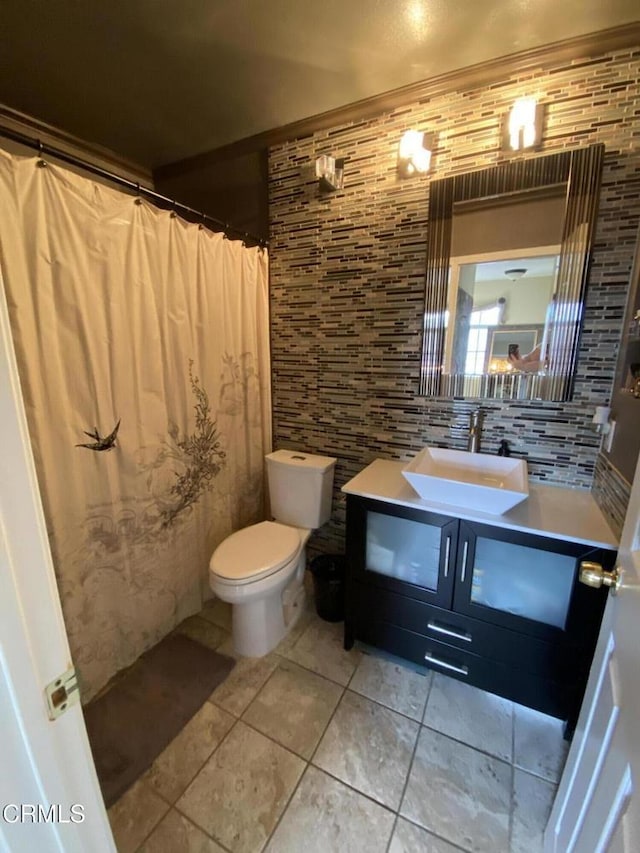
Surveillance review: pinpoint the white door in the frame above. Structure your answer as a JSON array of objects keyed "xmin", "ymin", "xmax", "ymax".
[
  {"xmin": 545, "ymin": 453, "xmax": 640, "ymax": 851},
  {"xmin": 0, "ymin": 276, "xmax": 115, "ymax": 852}
]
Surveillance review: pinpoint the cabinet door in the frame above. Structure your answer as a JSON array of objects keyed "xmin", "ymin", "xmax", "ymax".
[
  {"xmin": 452, "ymin": 520, "xmax": 609, "ymax": 643},
  {"xmin": 346, "ymin": 496, "xmax": 457, "ymax": 608}
]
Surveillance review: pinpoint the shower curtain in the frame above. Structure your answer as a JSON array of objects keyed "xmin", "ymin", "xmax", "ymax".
[{"xmin": 0, "ymin": 149, "xmax": 272, "ymax": 701}]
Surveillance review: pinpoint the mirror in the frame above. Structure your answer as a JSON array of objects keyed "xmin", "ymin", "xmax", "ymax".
[{"xmin": 420, "ymin": 144, "xmax": 604, "ymax": 400}]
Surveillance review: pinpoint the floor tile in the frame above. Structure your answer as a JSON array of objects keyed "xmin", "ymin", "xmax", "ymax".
[
  {"xmin": 107, "ymin": 779, "xmax": 169, "ymax": 853},
  {"xmin": 209, "ymin": 639, "xmax": 281, "ymax": 716},
  {"xmin": 242, "ymin": 659, "xmax": 342, "ymax": 759},
  {"xmin": 401, "ymin": 727, "xmax": 511, "ymax": 853},
  {"xmin": 350, "ymin": 652, "xmax": 432, "ymax": 721},
  {"xmin": 511, "ymin": 768, "xmax": 556, "ymax": 853},
  {"xmin": 282, "ymin": 617, "xmax": 361, "ymax": 686},
  {"xmin": 173, "ymin": 615, "xmax": 229, "ymax": 651},
  {"xmin": 274, "ymin": 607, "xmax": 314, "ymax": 656},
  {"xmin": 265, "ymin": 765, "xmax": 395, "ymax": 853},
  {"xmin": 138, "ymin": 809, "xmax": 226, "ymax": 852},
  {"xmin": 513, "ymin": 703, "xmax": 568, "ymax": 783},
  {"xmin": 177, "ymin": 721, "xmax": 304, "ymax": 853},
  {"xmin": 142, "ymin": 702, "xmax": 235, "ymax": 802},
  {"xmin": 424, "ymin": 674, "xmax": 513, "ymax": 761},
  {"xmin": 199, "ymin": 597, "xmax": 233, "ymax": 632},
  {"xmin": 313, "ymin": 690, "xmax": 419, "ymax": 810},
  {"xmin": 389, "ymin": 818, "xmax": 464, "ymax": 852}
]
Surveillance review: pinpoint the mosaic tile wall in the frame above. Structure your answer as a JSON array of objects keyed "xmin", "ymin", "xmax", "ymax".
[
  {"xmin": 268, "ymin": 46, "xmax": 640, "ymax": 554},
  {"xmin": 593, "ymin": 452, "xmax": 633, "ymax": 539}
]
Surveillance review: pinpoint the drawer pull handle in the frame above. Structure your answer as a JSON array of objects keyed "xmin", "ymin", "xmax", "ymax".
[
  {"xmin": 443, "ymin": 535, "xmax": 451, "ymax": 579},
  {"xmin": 460, "ymin": 540, "xmax": 469, "ymax": 584},
  {"xmin": 427, "ymin": 621, "xmax": 472, "ymax": 643},
  {"xmin": 424, "ymin": 652, "xmax": 469, "ymax": 676}
]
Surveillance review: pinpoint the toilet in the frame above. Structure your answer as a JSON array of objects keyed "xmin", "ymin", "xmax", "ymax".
[{"xmin": 209, "ymin": 449, "xmax": 337, "ymax": 657}]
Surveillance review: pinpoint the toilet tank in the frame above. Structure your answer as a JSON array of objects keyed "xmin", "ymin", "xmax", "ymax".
[{"xmin": 266, "ymin": 449, "xmax": 337, "ymax": 529}]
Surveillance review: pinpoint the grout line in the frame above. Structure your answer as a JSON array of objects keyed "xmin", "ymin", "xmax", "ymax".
[
  {"xmin": 171, "ymin": 803, "xmax": 235, "ymax": 853},
  {"xmin": 126, "ymin": 788, "xmax": 171, "ymax": 853},
  {"xmin": 170, "ymin": 808, "xmax": 234, "ymax": 853},
  {"xmin": 394, "ymin": 815, "xmax": 472, "ymax": 852},
  {"xmin": 255, "ymin": 661, "xmax": 348, "ymax": 853},
  {"xmin": 513, "ymin": 762, "xmax": 562, "ymax": 786},
  {"xmin": 168, "ymin": 717, "xmax": 240, "ymax": 853},
  {"xmin": 347, "ymin": 683, "xmax": 429, "ymax": 726},
  {"xmin": 259, "ymin": 762, "xmax": 308, "ymax": 850},
  {"xmin": 164, "ymin": 712, "xmax": 238, "ymax": 804},
  {"xmin": 304, "ymin": 762, "xmax": 399, "ymax": 819},
  {"xmin": 382, "ymin": 669, "xmax": 437, "ymax": 852},
  {"xmin": 508, "ymin": 759, "xmax": 516, "ymax": 852},
  {"xmin": 419, "ymin": 716, "xmax": 514, "ymax": 769},
  {"xmin": 117, "ymin": 704, "xmax": 238, "ymax": 852},
  {"xmin": 510, "ymin": 700, "xmax": 518, "ymax": 849},
  {"xmin": 198, "ymin": 661, "xmax": 349, "ymax": 849},
  {"xmin": 307, "ymin": 685, "xmax": 347, "ymax": 766}
]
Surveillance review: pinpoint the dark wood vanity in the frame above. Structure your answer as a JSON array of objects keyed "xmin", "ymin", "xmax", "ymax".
[{"xmin": 343, "ymin": 460, "xmax": 617, "ymax": 736}]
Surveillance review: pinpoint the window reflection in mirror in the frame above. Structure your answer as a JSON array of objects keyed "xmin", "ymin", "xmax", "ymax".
[{"xmin": 446, "ymin": 251, "xmax": 560, "ymax": 382}]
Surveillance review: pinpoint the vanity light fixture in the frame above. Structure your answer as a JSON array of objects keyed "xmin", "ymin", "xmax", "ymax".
[
  {"xmin": 398, "ymin": 130, "xmax": 433, "ymax": 177},
  {"xmin": 315, "ymin": 155, "xmax": 344, "ymax": 192},
  {"xmin": 503, "ymin": 97, "xmax": 544, "ymax": 152}
]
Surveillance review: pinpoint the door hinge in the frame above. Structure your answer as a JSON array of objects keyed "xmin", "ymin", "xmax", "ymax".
[{"xmin": 45, "ymin": 667, "xmax": 79, "ymax": 720}]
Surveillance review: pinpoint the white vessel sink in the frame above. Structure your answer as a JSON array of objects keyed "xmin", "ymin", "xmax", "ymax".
[{"xmin": 402, "ymin": 447, "xmax": 529, "ymax": 515}]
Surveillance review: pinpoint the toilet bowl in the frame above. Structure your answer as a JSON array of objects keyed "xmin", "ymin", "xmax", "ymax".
[
  {"xmin": 209, "ymin": 449, "xmax": 337, "ymax": 657},
  {"xmin": 210, "ymin": 520, "xmax": 310, "ymax": 657}
]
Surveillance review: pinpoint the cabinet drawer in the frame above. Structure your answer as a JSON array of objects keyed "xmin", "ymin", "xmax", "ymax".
[
  {"xmin": 355, "ymin": 617, "xmax": 577, "ymax": 720},
  {"xmin": 355, "ymin": 582, "xmax": 579, "ymax": 679}
]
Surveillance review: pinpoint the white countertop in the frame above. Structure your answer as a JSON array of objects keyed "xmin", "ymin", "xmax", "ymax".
[{"xmin": 342, "ymin": 459, "xmax": 618, "ymax": 550}]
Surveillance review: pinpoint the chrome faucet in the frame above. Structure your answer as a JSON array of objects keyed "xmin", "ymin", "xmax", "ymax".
[{"xmin": 467, "ymin": 408, "xmax": 484, "ymax": 453}]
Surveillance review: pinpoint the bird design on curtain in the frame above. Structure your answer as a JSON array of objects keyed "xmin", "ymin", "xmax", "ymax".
[{"xmin": 76, "ymin": 419, "xmax": 121, "ymax": 451}]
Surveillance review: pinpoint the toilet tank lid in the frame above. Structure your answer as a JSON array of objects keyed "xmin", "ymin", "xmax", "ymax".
[{"xmin": 267, "ymin": 449, "xmax": 337, "ymax": 473}]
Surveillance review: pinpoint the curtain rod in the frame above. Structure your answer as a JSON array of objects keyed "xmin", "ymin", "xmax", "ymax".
[{"xmin": 0, "ymin": 126, "xmax": 268, "ymax": 249}]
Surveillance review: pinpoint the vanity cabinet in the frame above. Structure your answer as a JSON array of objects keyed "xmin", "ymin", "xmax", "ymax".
[{"xmin": 344, "ymin": 494, "xmax": 613, "ymax": 733}]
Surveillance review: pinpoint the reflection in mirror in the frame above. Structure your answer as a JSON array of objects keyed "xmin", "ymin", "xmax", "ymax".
[
  {"xmin": 420, "ymin": 145, "xmax": 605, "ymax": 401},
  {"xmin": 446, "ymin": 251, "xmax": 560, "ymax": 378}
]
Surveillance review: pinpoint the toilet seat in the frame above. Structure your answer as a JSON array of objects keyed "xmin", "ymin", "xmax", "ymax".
[{"xmin": 210, "ymin": 521, "xmax": 301, "ymax": 585}]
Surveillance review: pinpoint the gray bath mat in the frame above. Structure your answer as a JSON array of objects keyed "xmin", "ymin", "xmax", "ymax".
[{"xmin": 83, "ymin": 632, "xmax": 234, "ymax": 808}]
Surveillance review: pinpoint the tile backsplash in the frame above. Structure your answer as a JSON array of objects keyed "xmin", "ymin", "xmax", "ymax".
[
  {"xmin": 593, "ymin": 451, "xmax": 632, "ymax": 538},
  {"xmin": 269, "ymin": 46, "xmax": 640, "ymax": 553}
]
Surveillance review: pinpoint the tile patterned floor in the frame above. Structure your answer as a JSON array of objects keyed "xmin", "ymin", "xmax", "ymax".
[{"xmin": 107, "ymin": 594, "xmax": 567, "ymax": 853}]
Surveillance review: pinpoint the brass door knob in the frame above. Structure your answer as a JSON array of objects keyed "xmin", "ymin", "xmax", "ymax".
[{"xmin": 579, "ymin": 561, "xmax": 622, "ymax": 594}]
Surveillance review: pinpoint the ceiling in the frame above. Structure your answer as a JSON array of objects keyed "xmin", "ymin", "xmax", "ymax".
[{"xmin": 1, "ymin": 1, "xmax": 638, "ymax": 169}]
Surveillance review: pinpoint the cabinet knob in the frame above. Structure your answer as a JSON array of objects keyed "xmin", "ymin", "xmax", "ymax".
[{"xmin": 579, "ymin": 561, "xmax": 622, "ymax": 594}]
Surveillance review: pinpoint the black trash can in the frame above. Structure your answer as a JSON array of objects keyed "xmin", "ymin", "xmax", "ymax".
[{"xmin": 310, "ymin": 554, "xmax": 346, "ymax": 622}]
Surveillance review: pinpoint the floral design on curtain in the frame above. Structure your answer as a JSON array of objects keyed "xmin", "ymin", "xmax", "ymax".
[
  {"xmin": 0, "ymin": 149, "xmax": 272, "ymax": 701},
  {"xmin": 145, "ymin": 361, "xmax": 226, "ymax": 529}
]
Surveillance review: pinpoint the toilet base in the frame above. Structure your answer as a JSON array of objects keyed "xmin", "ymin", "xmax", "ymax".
[{"xmin": 232, "ymin": 581, "xmax": 305, "ymax": 657}]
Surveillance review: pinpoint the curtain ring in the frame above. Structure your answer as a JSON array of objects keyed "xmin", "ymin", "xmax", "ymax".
[{"xmin": 36, "ymin": 139, "xmax": 47, "ymax": 168}]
